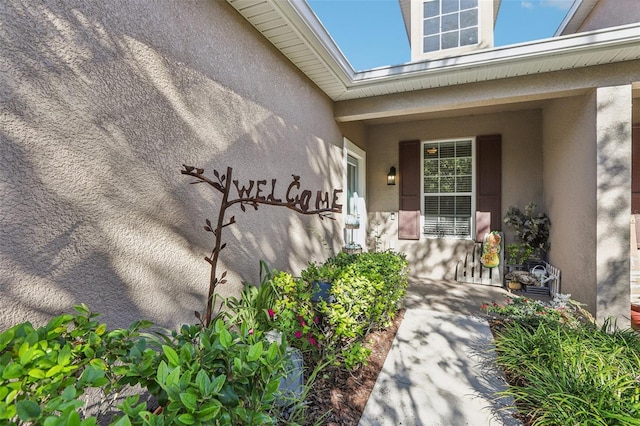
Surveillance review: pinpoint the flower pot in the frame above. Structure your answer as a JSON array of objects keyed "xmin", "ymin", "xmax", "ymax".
[
  {"xmin": 265, "ymin": 330, "xmax": 304, "ymax": 404},
  {"xmin": 310, "ymin": 281, "xmax": 336, "ymax": 303},
  {"xmin": 507, "ymin": 281, "xmax": 522, "ymax": 291},
  {"xmin": 631, "ymin": 304, "xmax": 640, "ymax": 330}
]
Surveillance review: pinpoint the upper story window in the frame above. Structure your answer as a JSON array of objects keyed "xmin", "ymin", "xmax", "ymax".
[
  {"xmin": 422, "ymin": 0, "xmax": 479, "ymax": 53},
  {"xmin": 423, "ymin": 139, "xmax": 474, "ymax": 238}
]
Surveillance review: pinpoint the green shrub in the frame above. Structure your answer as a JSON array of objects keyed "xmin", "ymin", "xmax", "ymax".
[
  {"xmin": 311, "ymin": 251, "xmax": 407, "ymax": 369},
  {"xmin": 0, "ymin": 305, "xmax": 288, "ymax": 425},
  {"xmin": 117, "ymin": 320, "xmax": 288, "ymax": 426},
  {"xmin": 261, "ymin": 271, "xmax": 325, "ymax": 357},
  {"xmin": 246, "ymin": 251, "xmax": 407, "ymax": 371},
  {"xmin": 319, "ymin": 251, "xmax": 408, "ymax": 337},
  {"xmin": 224, "ymin": 261, "xmax": 278, "ymax": 333},
  {"xmin": 0, "ymin": 304, "xmax": 147, "ymax": 425}
]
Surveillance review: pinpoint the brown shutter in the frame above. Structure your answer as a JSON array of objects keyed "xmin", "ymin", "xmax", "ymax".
[
  {"xmin": 399, "ymin": 140, "xmax": 421, "ymax": 240},
  {"xmin": 476, "ymin": 134, "xmax": 502, "ymax": 231},
  {"xmin": 632, "ymin": 125, "xmax": 640, "ymax": 213}
]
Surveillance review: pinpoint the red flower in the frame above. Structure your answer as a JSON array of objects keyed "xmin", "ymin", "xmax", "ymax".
[
  {"xmin": 314, "ymin": 316, "xmax": 319, "ymax": 324},
  {"xmin": 267, "ymin": 309, "xmax": 275, "ymax": 318},
  {"xmin": 295, "ymin": 331, "xmax": 302, "ymax": 339},
  {"xmin": 248, "ymin": 328, "xmax": 254, "ymax": 335},
  {"xmin": 299, "ymin": 320, "xmax": 306, "ymax": 327},
  {"xmin": 481, "ymin": 303, "xmax": 488, "ymax": 310},
  {"xmin": 309, "ymin": 336, "xmax": 318, "ymax": 346}
]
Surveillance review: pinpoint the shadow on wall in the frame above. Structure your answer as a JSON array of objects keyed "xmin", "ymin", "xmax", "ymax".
[
  {"xmin": 399, "ymin": 237, "xmax": 476, "ymax": 280},
  {"xmin": 364, "ymin": 213, "xmax": 476, "ymax": 279},
  {"xmin": 594, "ymin": 94, "xmax": 632, "ymax": 319},
  {"xmin": 0, "ymin": 0, "xmax": 343, "ymax": 330}
]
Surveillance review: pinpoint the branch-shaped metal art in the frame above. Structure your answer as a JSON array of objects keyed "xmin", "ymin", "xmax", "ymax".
[{"xmin": 181, "ymin": 165, "xmax": 342, "ymax": 326}]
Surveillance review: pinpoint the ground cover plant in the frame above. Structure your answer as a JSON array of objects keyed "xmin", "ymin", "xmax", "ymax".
[
  {"xmin": 0, "ymin": 305, "xmax": 290, "ymax": 425},
  {"xmin": 0, "ymin": 251, "xmax": 408, "ymax": 425},
  {"xmin": 484, "ymin": 295, "xmax": 640, "ymax": 426}
]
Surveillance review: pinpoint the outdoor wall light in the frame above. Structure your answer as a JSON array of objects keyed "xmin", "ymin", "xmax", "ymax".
[{"xmin": 387, "ymin": 166, "xmax": 396, "ymax": 185}]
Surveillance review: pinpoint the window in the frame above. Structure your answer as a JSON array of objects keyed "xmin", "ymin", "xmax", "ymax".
[
  {"xmin": 423, "ymin": 139, "xmax": 473, "ymax": 238},
  {"xmin": 347, "ymin": 154, "xmax": 358, "ymax": 216},
  {"xmin": 343, "ymin": 138, "xmax": 367, "ymax": 249},
  {"xmin": 422, "ymin": 0, "xmax": 478, "ymax": 53}
]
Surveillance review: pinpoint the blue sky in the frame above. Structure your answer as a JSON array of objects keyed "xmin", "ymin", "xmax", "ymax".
[{"xmin": 307, "ymin": 0, "xmax": 575, "ymax": 70}]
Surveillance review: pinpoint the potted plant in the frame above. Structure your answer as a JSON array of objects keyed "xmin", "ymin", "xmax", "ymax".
[
  {"xmin": 301, "ymin": 261, "xmax": 338, "ymax": 303},
  {"xmin": 505, "ymin": 243, "xmax": 534, "ymax": 272},
  {"xmin": 503, "ymin": 202, "xmax": 550, "ymax": 263}
]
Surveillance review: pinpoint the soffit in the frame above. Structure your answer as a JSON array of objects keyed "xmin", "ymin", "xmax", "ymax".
[{"xmin": 227, "ymin": 0, "xmax": 640, "ymax": 102}]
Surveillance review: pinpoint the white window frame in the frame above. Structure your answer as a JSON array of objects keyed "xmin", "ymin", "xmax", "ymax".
[
  {"xmin": 420, "ymin": 137, "xmax": 476, "ymax": 240},
  {"xmin": 343, "ymin": 138, "xmax": 367, "ymax": 250},
  {"xmin": 410, "ymin": 0, "xmax": 495, "ymax": 62},
  {"xmin": 421, "ymin": 0, "xmax": 480, "ymax": 54}
]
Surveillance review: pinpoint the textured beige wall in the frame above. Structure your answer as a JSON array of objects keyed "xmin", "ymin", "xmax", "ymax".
[
  {"xmin": 543, "ymin": 94, "xmax": 598, "ymax": 313},
  {"xmin": 595, "ymin": 85, "xmax": 632, "ymax": 323},
  {"xmin": 578, "ymin": 0, "xmax": 640, "ymax": 32},
  {"xmin": 366, "ymin": 110, "xmax": 543, "ymax": 279},
  {"xmin": 0, "ymin": 1, "xmax": 343, "ymax": 330},
  {"xmin": 338, "ymin": 121, "xmax": 367, "ymax": 151}
]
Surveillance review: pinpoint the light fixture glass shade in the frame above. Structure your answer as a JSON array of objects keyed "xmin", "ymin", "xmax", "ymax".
[{"xmin": 387, "ymin": 166, "xmax": 396, "ymax": 185}]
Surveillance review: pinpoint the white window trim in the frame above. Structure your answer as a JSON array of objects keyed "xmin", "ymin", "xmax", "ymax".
[
  {"xmin": 422, "ymin": 0, "xmax": 480, "ymax": 54},
  {"xmin": 343, "ymin": 138, "xmax": 367, "ymax": 250},
  {"xmin": 420, "ymin": 137, "xmax": 476, "ymax": 240},
  {"xmin": 411, "ymin": 0, "xmax": 494, "ymax": 62}
]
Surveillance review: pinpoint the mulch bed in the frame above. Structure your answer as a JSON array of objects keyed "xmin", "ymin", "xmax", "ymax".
[{"xmin": 303, "ymin": 309, "xmax": 405, "ymax": 425}]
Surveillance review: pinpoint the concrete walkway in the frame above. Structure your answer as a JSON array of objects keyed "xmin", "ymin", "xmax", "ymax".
[{"xmin": 359, "ymin": 279, "xmax": 522, "ymax": 426}]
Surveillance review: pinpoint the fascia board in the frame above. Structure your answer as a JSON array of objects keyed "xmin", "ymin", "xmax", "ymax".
[{"xmin": 348, "ymin": 23, "xmax": 640, "ymax": 87}]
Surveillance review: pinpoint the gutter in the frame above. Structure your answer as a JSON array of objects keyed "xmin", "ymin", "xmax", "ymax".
[{"xmin": 349, "ymin": 23, "xmax": 640, "ymax": 85}]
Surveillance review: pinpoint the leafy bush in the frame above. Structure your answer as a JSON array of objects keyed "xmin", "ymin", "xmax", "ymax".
[
  {"xmin": 240, "ymin": 251, "xmax": 407, "ymax": 371},
  {"xmin": 262, "ymin": 271, "xmax": 325, "ymax": 356},
  {"xmin": 261, "ymin": 251, "xmax": 408, "ymax": 370},
  {"xmin": 0, "ymin": 304, "xmax": 147, "ymax": 425},
  {"xmin": 0, "ymin": 251, "xmax": 409, "ymax": 424},
  {"xmin": 117, "ymin": 320, "xmax": 288, "ymax": 426},
  {"xmin": 0, "ymin": 305, "xmax": 289, "ymax": 425}
]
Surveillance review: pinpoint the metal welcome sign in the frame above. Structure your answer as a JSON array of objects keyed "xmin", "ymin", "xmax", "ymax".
[{"xmin": 182, "ymin": 165, "xmax": 343, "ymax": 326}]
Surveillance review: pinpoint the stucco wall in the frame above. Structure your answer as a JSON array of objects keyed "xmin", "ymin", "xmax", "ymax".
[
  {"xmin": 366, "ymin": 109, "xmax": 543, "ymax": 279},
  {"xmin": 543, "ymin": 94, "xmax": 598, "ymax": 313},
  {"xmin": 578, "ymin": 0, "xmax": 640, "ymax": 32},
  {"xmin": 338, "ymin": 122, "xmax": 367, "ymax": 152},
  {"xmin": 0, "ymin": 1, "xmax": 343, "ymax": 330}
]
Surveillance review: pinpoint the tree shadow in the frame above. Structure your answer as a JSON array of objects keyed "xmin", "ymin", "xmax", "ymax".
[{"xmin": 1, "ymin": 0, "xmax": 345, "ymax": 330}]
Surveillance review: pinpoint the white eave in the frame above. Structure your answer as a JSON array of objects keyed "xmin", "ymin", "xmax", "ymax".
[{"xmin": 227, "ymin": 0, "xmax": 640, "ymax": 102}]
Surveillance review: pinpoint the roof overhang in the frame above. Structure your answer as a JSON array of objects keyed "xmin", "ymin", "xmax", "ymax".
[
  {"xmin": 555, "ymin": 0, "xmax": 599, "ymax": 36},
  {"xmin": 227, "ymin": 0, "xmax": 640, "ymax": 102}
]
